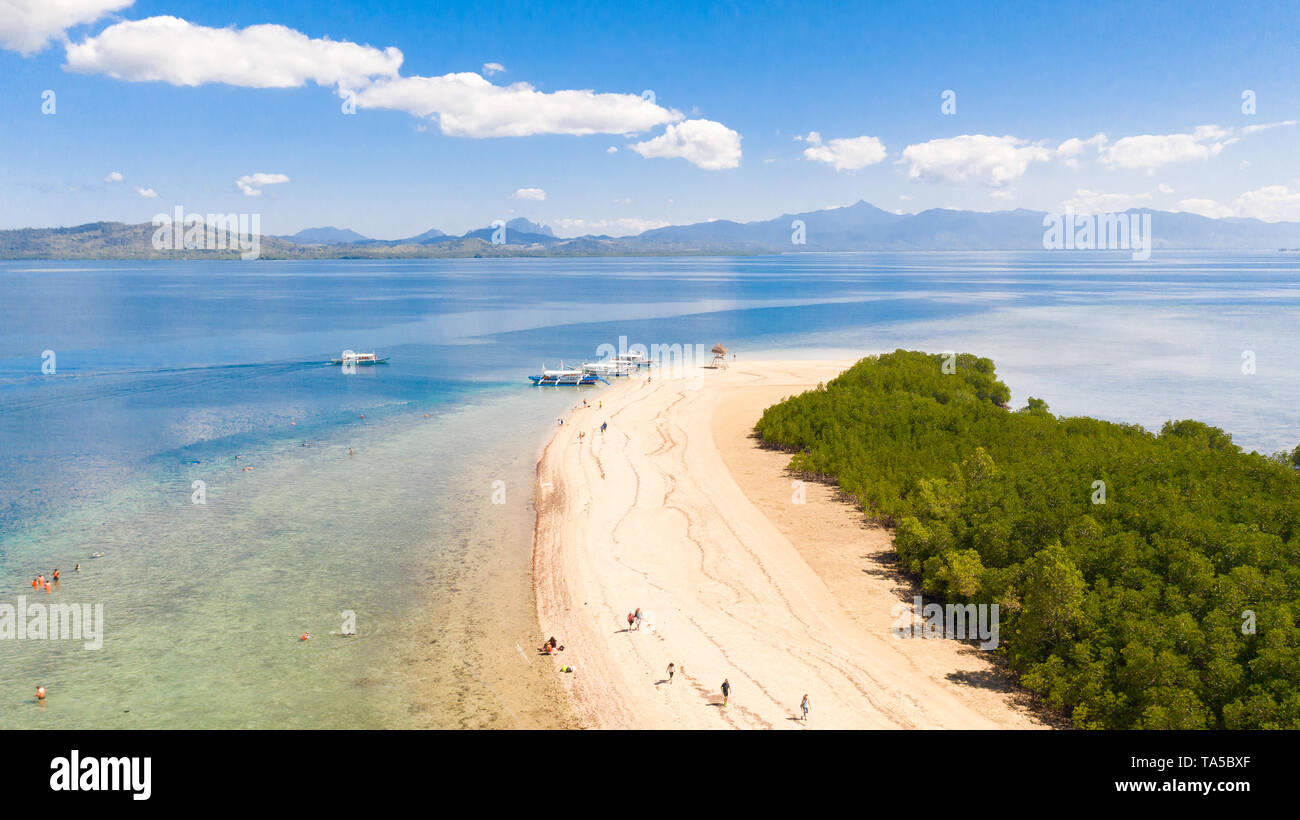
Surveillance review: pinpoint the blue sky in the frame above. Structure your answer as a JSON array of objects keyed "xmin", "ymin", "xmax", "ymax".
[{"xmin": 4, "ymin": 0, "xmax": 1300, "ymax": 237}]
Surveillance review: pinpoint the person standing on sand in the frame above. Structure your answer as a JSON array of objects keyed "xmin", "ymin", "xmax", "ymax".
[
  {"xmin": 667, "ymin": 663, "xmax": 675, "ymax": 683},
  {"xmin": 721, "ymin": 678, "xmax": 730, "ymax": 706},
  {"xmin": 800, "ymin": 694, "xmax": 810, "ymax": 721},
  {"xmin": 627, "ymin": 612, "xmax": 635, "ymax": 631},
  {"xmin": 634, "ymin": 607, "xmax": 642, "ymax": 630}
]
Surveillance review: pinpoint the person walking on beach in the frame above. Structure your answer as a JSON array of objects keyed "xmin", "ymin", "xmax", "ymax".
[
  {"xmin": 800, "ymin": 694, "xmax": 810, "ymax": 721},
  {"xmin": 627, "ymin": 612, "xmax": 635, "ymax": 631},
  {"xmin": 667, "ymin": 662, "xmax": 675, "ymax": 683},
  {"xmin": 601, "ymin": 421, "xmax": 607, "ymax": 434},
  {"xmin": 634, "ymin": 607, "xmax": 642, "ymax": 630},
  {"xmin": 721, "ymin": 678, "xmax": 731, "ymax": 706}
]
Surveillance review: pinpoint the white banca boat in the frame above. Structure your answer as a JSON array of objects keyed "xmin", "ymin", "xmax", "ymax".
[
  {"xmin": 330, "ymin": 352, "xmax": 389, "ymax": 365},
  {"xmin": 529, "ymin": 363, "xmax": 609, "ymax": 386},
  {"xmin": 582, "ymin": 359, "xmax": 636, "ymax": 377}
]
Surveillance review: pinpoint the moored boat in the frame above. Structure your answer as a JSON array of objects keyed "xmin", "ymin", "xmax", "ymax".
[
  {"xmin": 529, "ymin": 363, "xmax": 608, "ymax": 386},
  {"xmin": 330, "ymin": 351, "xmax": 389, "ymax": 365},
  {"xmin": 582, "ymin": 359, "xmax": 635, "ymax": 377}
]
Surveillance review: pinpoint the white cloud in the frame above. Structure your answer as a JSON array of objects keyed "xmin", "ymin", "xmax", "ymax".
[
  {"xmin": 104, "ymin": 170, "xmax": 123, "ymax": 182},
  {"xmin": 800, "ymin": 131, "xmax": 886, "ymax": 171},
  {"xmin": 50, "ymin": 13, "xmax": 743, "ymax": 152},
  {"xmin": 1178, "ymin": 185, "xmax": 1300, "ymax": 222},
  {"xmin": 235, "ymin": 172, "xmax": 289, "ymax": 196},
  {"xmin": 65, "ymin": 16, "xmax": 403, "ymax": 88},
  {"xmin": 606, "ymin": 146, "xmax": 618, "ymax": 153},
  {"xmin": 901, "ymin": 134, "xmax": 1050, "ymax": 186},
  {"xmin": 1240, "ymin": 119, "xmax": 1297, "ymax": 136},
  {"xmin": 134, "ymin": 186, "xmax": 157, "ymax": 198},
  {"xmin": 1101, "ymin": 125, "xmax": 1236, "ymax": 171},
  {"xmin": 629, "ymin": 119, "xmax": 742, "ymax": 170},
  {"xmin": 0, "ymin": 0, "xmax": 131, "ymax": 56},
  {"xmin": 989, "ymin": 190, "xmax": 1016, "ymax": 201},
  {"xmin": 1232, "ymin": 185, "xmax": 1300, "ymax": 220},
  {"xmin": 1061, "ymin": 188, "xmax": 1152, "ymax": 213},
  {"xmin": 1157, "ymin": 183, "xmax": 1174, "ymax": 194},
  {"xmin": 354, "ymin": 72, "xmax": 681, "ymax": 137},
  {"xmin": 510, "ymin": 187, "xmax": 546, "ymax": 201},
  {"xmin": 1055, "ymin": 133, "xmax": 1107, "ymax": 169},
  {"xmin": 550, "ymin": 217, "xmax": 670, "ymax": 237}
]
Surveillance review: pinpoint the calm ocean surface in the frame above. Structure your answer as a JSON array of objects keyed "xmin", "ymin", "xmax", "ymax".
[{"xmin": 2, "ymin": 251, "xmax": 1298, "ymax": 727}]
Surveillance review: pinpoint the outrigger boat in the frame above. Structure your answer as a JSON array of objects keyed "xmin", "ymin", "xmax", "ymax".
[
  {"xmin": 330, "ymin": 352, "xmax": 389, "ymax": 365},
  {"xmin": 618, "ymin": 351, "xmax": 651, "ymax": 367},
  {"xmin": 529, "ymin": 363, "xmax": 609, "ymax": 386},
  {"xmin": 582, "ymin": 359, "xmax": 635, "ymax": 377}
]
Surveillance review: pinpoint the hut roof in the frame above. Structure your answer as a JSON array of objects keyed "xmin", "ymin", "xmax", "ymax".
[{"xmin": 711, "ymin": 343, "xmax": 728, "ymax": 355}]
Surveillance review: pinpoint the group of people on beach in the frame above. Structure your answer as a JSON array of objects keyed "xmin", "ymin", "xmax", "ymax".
[
  {"xmin": 560, "ymin": 398, "xmax": 609, "ymax": 443},
  {"xmin": 631, "ymin": 616, "xmax": 811, "ymax": 721}
]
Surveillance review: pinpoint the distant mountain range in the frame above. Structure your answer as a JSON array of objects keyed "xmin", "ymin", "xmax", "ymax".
[{"xmin": 5, "ymin": 202, "xmax": 1300, "ymax": 259}]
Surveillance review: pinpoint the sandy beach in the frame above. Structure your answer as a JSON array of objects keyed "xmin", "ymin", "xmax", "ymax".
[{"xmin": 533, "ymin": 358, "xmax": 1046, "ymax": 729}]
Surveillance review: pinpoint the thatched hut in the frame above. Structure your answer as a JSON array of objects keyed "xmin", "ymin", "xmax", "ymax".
[{"xmin": 709, "ymin": 342, "xmax": 728, "ymax": 369}]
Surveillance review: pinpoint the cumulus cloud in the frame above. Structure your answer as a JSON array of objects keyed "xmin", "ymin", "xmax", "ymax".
[
  {"xmin": 0, "ymin": 0, "xmax": 131, "ymax": 56},
  {"xmin": 65, "ymin": 16, "xmax": 403, "ymax": 88},
  {"xmin": 50, "ymin": 14, "xmax": 743, "ymax": 156},
  {"xmin": 1061, "ymin": 189, "xmax": 1153, "ymax": 213},
  {"xmin": 606, "ymin": 146, "xmax": 618, "ymax": 153},
  {"xmin": 1178, "ymin": 185, "xmax": 1300, "ymax": 222},
  {"xmin": 134, "ymin": 186, "xmax": 157, "ymax": 197},
  {"xmin": 104, "ymin": 170, "xmax": 123, "ymax": 182},
  {"xmin": 629, "ymin": 119, "xmax": 742, "ymax": 170},
  {"xmin": 1055, "ymin": 133, "xmax": 1108, "ymax": 169},
  {"xmin": 510, "ymin": 187, "xmax": 546, "ymax": 201},
  {"xmin": 236, "ymin": 172, "xmax": 289, "ymax": 196},
  {"xmin": 901, "ymin": 134, "xmax": 1050, "ymax": 186},
  {"xmin": 1157, "ymin": 183, "xmax": 1174, "ymax": 194},
  {"xmin": 800, "ymin": 131, "xmax": 886, "ymax": 171},
  {"xmin": 354, "ymin": 72, "xmax": 680, "ymax": 137},
  {"xmin": 1101, "ymin": 125, "xmax": 1237, "ymax": 171}
]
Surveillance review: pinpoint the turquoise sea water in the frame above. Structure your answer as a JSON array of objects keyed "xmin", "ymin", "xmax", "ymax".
[{"xmin": 1, "ymin": 252, "xmax": 1298, "ymax": 727}]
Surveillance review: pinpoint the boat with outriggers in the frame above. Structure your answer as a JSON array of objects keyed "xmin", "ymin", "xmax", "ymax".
[
  {"xmin": 582, "ymin": 359, "xmax": 635, "ymax": 378},
  {"xmin": 619, "ymin": 351, "xmax": 651, "ymax": 367},
  {"xmin": 329, "ymin": 351, "xmax": 389, "ymax": 365},
  {"xmin": 529, "ymin": 363, "xmax": 609, "ymax": 386}
]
